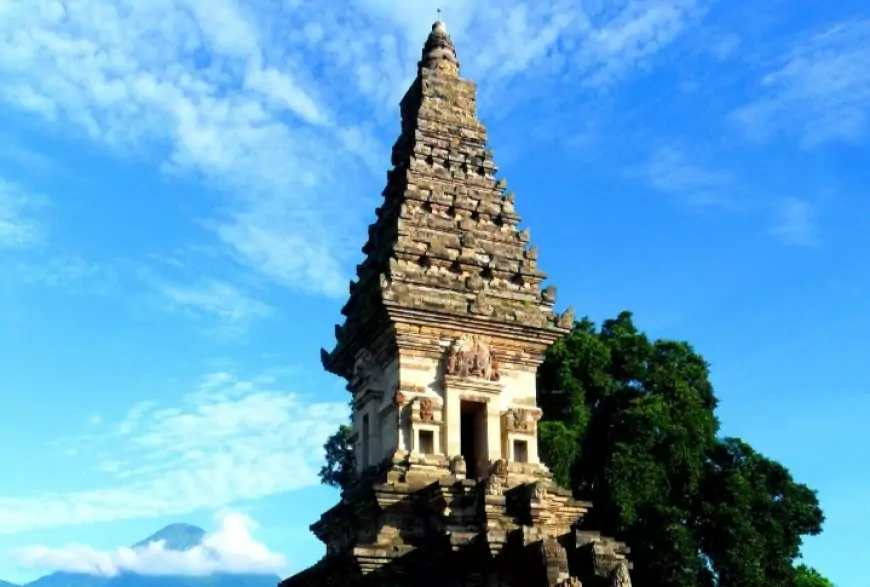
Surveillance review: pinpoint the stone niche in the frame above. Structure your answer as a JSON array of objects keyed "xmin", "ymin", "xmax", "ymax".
[
  {"xmin": 502, "ymin": 405, "xmax": 542, "ymax": 466},
  {"xmin": 408, "ymin": 395, "xmax": 443, "ymax": 458},
  {"xmin": 349, "ymin": 347, "xmax": 400, "ymax": 472}
]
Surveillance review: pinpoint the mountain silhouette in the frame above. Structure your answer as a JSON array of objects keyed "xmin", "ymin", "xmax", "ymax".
[
  {"xmin": 131, "ymin": 523, "xmax": 206, "ymax": 552},
  {"xmin": 2, "ymin": 524, "xmax": 279, "ymax": 587}
]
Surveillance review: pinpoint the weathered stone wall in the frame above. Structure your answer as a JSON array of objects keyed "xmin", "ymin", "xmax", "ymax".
[{"xmin": 347, "ymin": 330, "xmax": 546, "ymax": 474}]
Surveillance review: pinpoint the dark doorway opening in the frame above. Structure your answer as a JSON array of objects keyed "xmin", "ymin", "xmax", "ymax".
[
  {"xmin": 419, "ymin": 429, "xmax": 434, "ymax": 454},
  {"xmin": 460, "ymin": 400, "xmax": 487, "ymax": 479},
  {"xmin": 513, "ymin": 438, "xmax": 528, "ymax": 463}
]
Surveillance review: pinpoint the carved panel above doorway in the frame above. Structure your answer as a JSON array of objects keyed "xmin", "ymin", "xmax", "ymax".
[{"xmin": 444, "ymin": 334, "xmax": 501, "ymax": 381}]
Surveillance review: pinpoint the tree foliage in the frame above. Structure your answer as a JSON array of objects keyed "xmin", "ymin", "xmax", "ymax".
[
  {"xmin": 795, "ymin": 565, "xmax": 835, "ymax": 587},
  {"xmin": 319, "ymin": 423, "xmax": 357, "ymax": 491},
  {"xmin": 319, "ymin": 311, "xmax": 829, "ymax": 586},
  {"xmin": 538, "ymin": 312, "xmax": 825, "ymax": 587}
]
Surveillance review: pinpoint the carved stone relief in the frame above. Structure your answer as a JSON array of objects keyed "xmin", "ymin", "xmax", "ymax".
[
  {"xmin": 484, "ymin": 474, "xmax": 504, "ymax": 496},
  {"xmin": 419, "ymin": 397, "xmax": 435, "ymax": 422},
  {"xmin": 557, "ymin": 307, "xmax": 575, "ymax": 329},
  {"xmin": 507, "ymin": 407, "xmax": 532, "ymax": 432},
  {"xmin": 449, "ymin": 455, "xmax": 467, "ymax": 476},
  {"xmin": 490, "ymin": 458, "xmax": 508, "ymax": 477},
  {"xmin": 444, "ymin": 334, "xmax": 500, "ymax": 381},
  {"xmin": 541, "ymin": 537, "xmax": 569, "ymax": 580},
  {"xmin": 611, "ymin": 562, "xmax": 632, "ymax": 587},
  {"xmin": 352, "ymin": 349, "xmax": 377, "ymax": 387}
]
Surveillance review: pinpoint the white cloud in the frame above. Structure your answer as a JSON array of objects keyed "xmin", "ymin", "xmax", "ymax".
[
  {"xmin": 154, "ymin": 277, "xmax": 273, "ymax": 338},
  {"xmin": 709, "ymin": 33, "xmax": 740, "ymax": 61},
  {"xmin": 0, "ymin": 0, "xmax": 703, "ymax": 298},
  {"xmin": 7, "ymin": 512, "xmax": 286, "ymax": 577},
  {"xmin": 0, "ymin": 134, "xmax": 58, "ymax": 176},
  {"xmin": 636, "ymin": 146, "xmax": 740, "ymax": 209},
  {"xmin": 768, "ymin": 197, "xmax": 817, "ymax": 246},
  {"xmin": 0, "ymin": 371, "xmax": 347, "ymax": 535},
  {"xmin": 0, "ymin": 179, "xmax": 47, "ymax": 249},
  {"xmin": 12, "ymin": 255, "xmax": 109, "ymax": 286},
  {"xmin": 732, "ymin": 19, "xmax": 870, "ymax": 146}
]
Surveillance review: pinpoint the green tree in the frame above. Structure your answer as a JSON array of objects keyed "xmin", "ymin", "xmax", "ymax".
[
  {"xmin": 695, "ymin": 439, "xmax": 825, "ymax": 586},
  {"xmin": 795, "ymin": 564, "xmax": 834, "ymax": 587},
  {"xmin": 538, "ymin": 312, "xmax": 721, "ymax": 586},
  {"xmin": 319, "ymin": 423, "xmax": 356, "ymax": 491},
  {"xmin": 537, "ymin": 312, "xmax": 824, "ymax": 587}
]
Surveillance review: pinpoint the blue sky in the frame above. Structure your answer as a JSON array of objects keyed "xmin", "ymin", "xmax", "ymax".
[{"xmin": 0, "ymin": 0, "xmax": 868, "ymax": 585}]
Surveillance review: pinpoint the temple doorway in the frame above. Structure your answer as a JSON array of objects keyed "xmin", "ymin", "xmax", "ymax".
[{"xmin": 460, "ymin": 400, "xmax": 487, "ymax": 479}]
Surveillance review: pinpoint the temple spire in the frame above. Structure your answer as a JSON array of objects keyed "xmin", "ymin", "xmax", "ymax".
[{"xmin": 419, "ymin": 17, "xmax": 459, "ymax": 75}]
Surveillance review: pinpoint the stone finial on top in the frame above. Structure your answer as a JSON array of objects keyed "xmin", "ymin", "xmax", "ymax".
[{"xmin": 420, "ymin": 17, "xmax": 459, "ymax": 75}]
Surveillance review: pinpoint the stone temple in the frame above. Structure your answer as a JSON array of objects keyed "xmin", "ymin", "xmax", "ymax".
[{"xmin": 279, "ymin": 20, "xmax": 634, "ymax": 587}]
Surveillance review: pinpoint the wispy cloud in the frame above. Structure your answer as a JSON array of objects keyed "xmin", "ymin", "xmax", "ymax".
[
  {"xmin": 635, "ymin": 149, "xmax": 825, "ymax": 246},
  {"xmin": 153, "ymin": 277, "xmax": 273, "ymax": 339},
  {"xmin": 0, "ymin": 0, "xmax": 705, "ymax": 299},
  {"xmin": 768, "ymin": 197, "xmax": 817, "ymax": 246},
  {"xmin": 12, "ymin": 255, "xmax": 108, "ymax": 286},
  {"xmin": 731, "ymin": 19, "xmax": 870, "ymax": 146},
  {"xmin": 635, "ymin": 146, "xmax": 740, "ymax": 209},
  {"xmin": 0, "ymin": 179, "xmax": 47, "ymax": 249},
  {"xmin": 709, "ymin": 33, "xmax": 741, "ymax": 61},
  {"xmin": 6, "ymin": 512, "xmax": 286, "ymax": 577},
  {"xmin": 0, "ymin": 134, "xmax": 58, "ymax": 176},
  {"xmin": 0, "ymin": 371, "xmax": 347, "ymax": 535}
]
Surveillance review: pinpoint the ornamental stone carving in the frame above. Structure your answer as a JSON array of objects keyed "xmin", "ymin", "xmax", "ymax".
[
  {"xmin": 611, "ymin": 562, "xmax": 632, "ymax": 587},
  {"xmin": 541, "ymin": 537, "xmax": 567, "ymax": 566},
  {"xmin": 450, "ymin": 455, "xmax": 467, "ymax": 476},
  {"xmin": 352, "ymin": 349, "xmax": 377, "ymax": 386},
  {"xmin": 484, "ymin": 474, "xmax": 504, "ymax": 496},
  {"xmin": 445, "ymin": 334, "xmax": 500, "ymax": 381},
  {"xmin": 542, "ymin": 284, "xmax": 557, "ymax": 304},
  {"xmin": 419, "ymin": 398, "xmax": 435, "ymax": 422},
  {"xmin": 491, "ymin": 458, "xmax": 508, "ymax": 477},
  {"xmin": 531, "ymin": 481, "xmax": 548, "ymax": 502},
  {"xmin": 557, "ymin": 578, "xmax": 582, "ymax": 587},
  {"xmin": 507, "ymin": 408, "xmax": 532, "ymax": 432},
  {"xmin": 541, "ymin": 537, "xmax": 569, "ymax": 583},
  {"xmin": 557, "ymin": 307, "xmax": 575, "ymax": 329}
]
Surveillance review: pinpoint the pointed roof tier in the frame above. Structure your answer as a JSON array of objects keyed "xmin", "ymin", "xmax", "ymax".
[{"xmin": 322, "ymin": 21, "xmax": 573, "ymax": 379}]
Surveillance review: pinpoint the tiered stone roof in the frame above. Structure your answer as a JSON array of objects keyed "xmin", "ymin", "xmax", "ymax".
[{"xmin": 323, "ymin": 21, "xmax": 573, "ymax": 380}]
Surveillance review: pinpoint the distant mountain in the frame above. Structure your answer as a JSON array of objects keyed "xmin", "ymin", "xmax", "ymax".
[
  {"xmin": 131, "ymin": 523, "xmax": 205, "ymax": 552},
  {"xmin": 3, "ymin": 524, "xmax": 279, "ymax": 587}
]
